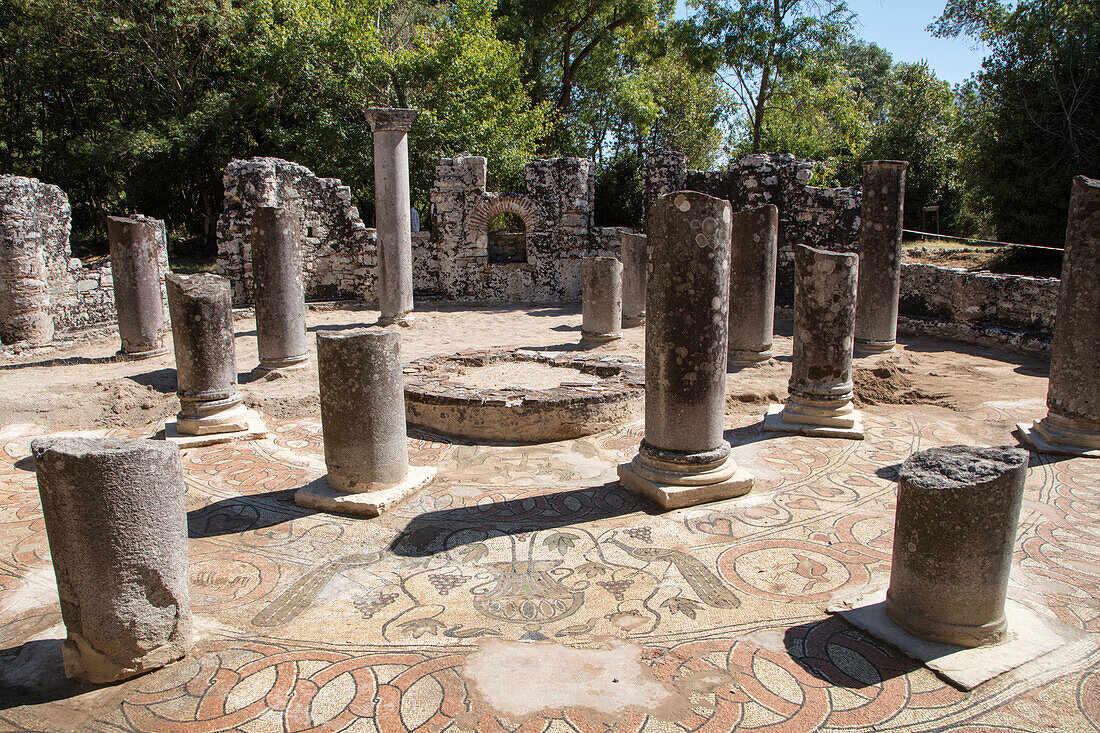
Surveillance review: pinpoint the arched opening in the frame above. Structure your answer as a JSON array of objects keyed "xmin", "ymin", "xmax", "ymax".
[{"xmin": 487, "ymin": 211, "xmax": 527, "ymax": 264}]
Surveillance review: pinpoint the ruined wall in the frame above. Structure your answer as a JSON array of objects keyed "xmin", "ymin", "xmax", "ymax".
[
  {"xmin": 423, "ymin": 154, "xmax": 615, "ymax": 302},
  {"xmin": 0, "ymin": 175, "xmax": 168, "ymax": 345},
  {"xmin": 217, "ymin": 158, "xmax": 378, "ymax": 304}
]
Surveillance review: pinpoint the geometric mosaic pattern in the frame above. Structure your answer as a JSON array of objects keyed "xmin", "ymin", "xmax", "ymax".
[{"xmin": 1, "ymin": 399, "xmax": 1098, "ymax": 731}]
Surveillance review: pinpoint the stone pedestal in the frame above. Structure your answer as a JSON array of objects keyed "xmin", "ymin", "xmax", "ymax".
[
  {"xmin": 366, "ymin": 108, "xmax": 418, "ymax": 326},
  {"xmin": 107, "ymin": 215, "xmax": 168, "ymax": 360},
  {"xmin": 728, "ymin": 204, "xmax": 777, "ymax": 364},
  {"xmin": 764, "ymin": 244, "xmax": 863, "ymax": 439},
  {"xmin": 31, "ymin": 436, "xmax": 192, "ymax": 683},
  {"xmin": 617, "ymin": 191, "xmax": 753, "ymax": 509},
  {"xmin": 252, "ymin": 206, "xmax": 309, "ymax": 370},
  {"xmin": 887, "ymin": 445, "xmax": 1027, "ymax": 647},
  {"xmin": 620, "ymin": 233, "xmax": 646, "ymax": 327},
  {"xmin": 855, "ymin": 161, "xmax": 907, "ymax": 354},
  {"xmin": 581, "ymin": 256, "xmax": 622, "ymax": 342},
  {"xmin": 295, "ymin": 329, "xmax": 434, "ymax": 517},
  {"xmin": 1018, "ymin": 175, "xmax": 1100, "ymax": 457},
  {"xmin": 164, "ymin": 273, "xmax": 265, "ymax": 443}
]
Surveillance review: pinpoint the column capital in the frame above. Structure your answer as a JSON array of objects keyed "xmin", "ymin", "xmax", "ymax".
[
  {"xmin": 365, "ymin": 108, "xmax": 418, "ymax": 132},
  {"xmin": 863, "ymin": 159, "xmax": 909, "ymax": 170}
]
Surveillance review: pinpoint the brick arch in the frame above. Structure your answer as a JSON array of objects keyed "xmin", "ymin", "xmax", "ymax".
[{"xmin": 468, "ymin": 194, "xmax": 540, "ymax": 233}]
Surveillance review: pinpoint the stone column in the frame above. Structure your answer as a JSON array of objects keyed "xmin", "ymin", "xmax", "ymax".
[
  {"xmin": 764, "ymin": 244, "xmax": 863, "ymax": 438},
  {"xmin": 252, "ymin": 206, "xmax": 309, "ymax": 370},
  {"xmin": 728, "ymin": 204, "xmax": 778, "ymax": 364},
  {"xmin": 1019, "ymin": 175, "xmax": 1100, "ymax": 457},
  {"xmin": 855, "ymin": 160, "xmax": 907, "ymax": 353},
  {"xmin": 366, "ymin": 108, "xmax": 418, "ymax": 326},
  {"xmin": 620, "ymin": 233, "xmax": 646, "ymax": 327},
  {"xmin": 107, "ymin": 215, "xmax": 168, "ymax": 359},
  {"xmin": 295, "ymin": 328, "xmax": 434, "ymax": 517},
  {"xmin": 887, "ymin": 445, "xmax": 1027, "ymax": 647},
  {"xmin": 31, "ymin": 436, "xmax": 192, "ymax": 683},
  {"xmin": 581, "ymin": 256, "xmax": 622, "ymax": 342},
  {"xmin": 165, "ymin": 273, "xmax": 264, "ymax": 441},
  {"xmin": 617, "ymin": 191, "xmax": 753, "ymax": 510},
  {"xmin": 0, "ymin": 223, "xmax": 52, "ymax": 345}
]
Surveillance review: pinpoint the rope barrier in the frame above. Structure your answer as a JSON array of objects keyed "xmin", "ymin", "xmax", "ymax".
[{"xmin": 902, "ymin": 229, "xmax": 1064, "ymax": 252}]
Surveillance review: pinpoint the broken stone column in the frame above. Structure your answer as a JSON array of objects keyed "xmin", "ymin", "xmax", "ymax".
[
  {"xmin": 165, "ymin": 273, "xmax": 264, "ymax": 441},
  {"xmin": 31, "ymin": 436, "xmax": 192, "ymax": 683},
  {"xmin": 855, "ymin": 160, "xmax": 907, "ymax": 353},
  {"xmin": 617, "ymin": 191, "xmax": 753, "ymax": 510},
  {"xmin": 581, "ymin": 256, "xmax": 622, "ymax": 342},
  {"xmin": 620, "ymin": 233, "xmax": 646, "ymax": 327},
  {"xmin": 1018, "ymin": 175, "xmax": 1100, "ymax": 457},
  {"xmin": 107, "ymin": 215, "xmax": 168, "ymax": 359},
  {"xmin": 366, "ymin": 108, "xmax": 418, "ymax": 326},
  {"xmin": 887, "ymin": 445, "xmax": 1028, "ymax": 647},
  {"xmin": 728, "ymin": 204, "xmax": 778, "ymax": 364},
  {"xmin": 251, "ymin": 206, "xmax": 309, "ymax": 370},
  {"xmin": 295, "ymin": 328, "xmax": 434, "ymax": 517},
  {"xmin": 764, "ymin": 244, "xmax": 863, "ymax": 438}
]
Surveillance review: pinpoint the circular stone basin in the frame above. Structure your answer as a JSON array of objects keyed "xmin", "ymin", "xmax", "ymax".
[{"xmin": 404, "ymin": 349, "xmax": 644, "ymax": 443}]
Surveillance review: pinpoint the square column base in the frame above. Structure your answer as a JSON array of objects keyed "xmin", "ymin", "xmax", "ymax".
[
  {"xmin": 294, "ymin": 465, "xmax": 436, "ymax": 518},
  {"xmin": 1015, "ymin": 421, "xmax": 1100, "ymax": 458},
  {"xmin": 617, "ymin": 461, "xmax": 753, "ymax": 510},
  {"xmin": 762, "ymin": 404, "xmax": 865, "ymax": 440},
  {"xmin": 161, "ymin": 411, "xmax": 268, "ymax": 447}
]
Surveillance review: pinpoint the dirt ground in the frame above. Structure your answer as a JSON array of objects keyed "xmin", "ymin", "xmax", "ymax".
[{"xmin": 0, "ymin": 302, "xmax": 1050, "ymax": 435}]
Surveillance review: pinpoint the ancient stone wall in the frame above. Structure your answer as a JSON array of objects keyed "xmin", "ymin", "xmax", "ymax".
[
  {"xmin": 0, "ymin": 176, "xmax": 168, "ymax": 344},
  {"xmin": 217, "ymin": 157, "xmax": 379, "ymax": 304}
]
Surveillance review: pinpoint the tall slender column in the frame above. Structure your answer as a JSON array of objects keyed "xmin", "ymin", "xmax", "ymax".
[
  {"xmin": 366, "ymin": 108, "xmax": 418, "ymax": 326},
  {"xmin": 31, "ymin": 436, "xmax": 192, "ymax": 683},
  {"xmin": 295, "ymin": 328, "xmax": 435, "ymax": 517},
  {"xmin": 1018, "ymin": 175, "xmax": 1100, "ymax": 457},
  {"xmin": 252, "ymin": 206, "xmax": 309, "ymax": 370},
  {"xmin": 618, "ymin": 191, "xmax": 754, "ymax": 510},
  {"xmin": 620, "ymin": 233, "xmax": 647, "ymax": 327},
  {"xmin": 108, "ymin": 215, "xmax": 168, "ymax": 359},
  {"xmin": 855, "ymin": 160, "xmax": 907, "ymax": 353},
  {"xmin": 728, "ymin": 204, "xmax": 778, "ymax": 364},
  {"xmin": 165, "ymin": 273, "xmax": 265, "ymax": 442},
  {"xmin": 764, "ymin": 244, "xmax": 864, "ymax": 439},
  {"xmin": 887, "ymin": 445, "xmax": 1027, "ymax": 647},
  {"xmin": 581, "ymin": 256, "xmax": 622, "ymax": 342}
]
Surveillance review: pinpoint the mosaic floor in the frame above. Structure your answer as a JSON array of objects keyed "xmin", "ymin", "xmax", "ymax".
[{"xmin": 1, "ymin": 400, "xmax": 1098, "ymax": 731}]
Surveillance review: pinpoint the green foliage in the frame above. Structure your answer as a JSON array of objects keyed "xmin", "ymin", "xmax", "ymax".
[{"xmin": 933, "ymin": 0, "xmax": 1100, "ymax": 245}]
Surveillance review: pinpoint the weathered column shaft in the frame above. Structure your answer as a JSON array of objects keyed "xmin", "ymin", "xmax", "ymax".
[
  {"xmin": 582, "ymin": 256, "xmax": 622, "ymax": 341},
  {"xmin": 728, "ymin": 204, "xmax": 778, "ymax": 362},
  {"xmin": 166, "ymin": 273, "xmax": 249, "ymax": 434},
  {"xmin": 252, "ymin": 206, "xmax": 309, "ymax": 370},
  {"xmin": 620, "ymin": 233, "xmax": 647, "ymax": 326},
  {"xmin": 367, "ymin": 108, "xmax": 418, "ymax": 325},
  {"xmin": 108, "ymin": 215, "xmax": 167, "ymax": 358},
  {"xmin": 887, "ymin": 445, "xmax": 1027, "ymax": 647},
  {"xmin": 0, "ymin": 227, "xmax": 52, "ymax": 344},
  {"xmin": 618, "ymin": 191, "xmax": 754, "ymax": 510},
  {"xmin": 855, "ymin": 160, "xmax": 907, "ymax": 352},
  {"xmin": 31, "ymin": 436, "xmax": 192, "ymax": 683}
]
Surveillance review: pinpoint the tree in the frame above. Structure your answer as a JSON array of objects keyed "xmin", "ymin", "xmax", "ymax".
[
  {"xmin": 932, "ymin": 0, "xmax": 1100, "ymax": 245},
  {"xmin": 679, "ymin": 0, "xmax": 854, "ymax": 152}
]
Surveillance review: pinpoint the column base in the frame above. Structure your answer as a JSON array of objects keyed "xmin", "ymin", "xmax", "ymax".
[
  {"xmin": 176, "ymin": 398, "xmax": 251, "ymax": 435},
  {"xmin": 886, "ymin": 590, "xmax": 1006, "ymax": 648},
  {"xmin": 163, "ymin": 410, "xmax": 268, "ymax": 448},
  {"xmin": 294, "ymin": 465, "xmax": 436, "ymax": 517},
  {"xmin": 378, "ymin": 314, "xmax": 415, "ymax": 327},
  {"xmin": 763, "ymin": 403, "xmax": 865, "ymax": 439},
  {"xmin": 729, "ymin": 348, "xmax": 772, "ymax": 365},
  {"xmin": 617, "ymin": 453, "xmax": 753, "ymax": 510},
  {"xmin": 117, "ymin": 345, "xmax": 170, "ymax": 361},
  {"xmin": 581, "ymin": 331, "xmax": 622, "ymax": 343},
  {"xmin": 62, "ymin": 627, "xmax": 190, "ymax": 684},
  {"xmin": 855, "ymin": 339, "xmax": 896, "ymax": 355},
  {"xmin": 1016, "ymin": 417, "xmax": 1100, "ymax": 458},
  {"xmin": 257, "ymin": 353, "xmax": 310, "ymax": 371},
  {"xmin": 622, "ymin": 314, "xmax": 645, "ymax": 328}
]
